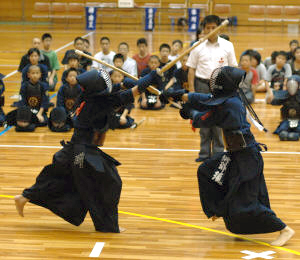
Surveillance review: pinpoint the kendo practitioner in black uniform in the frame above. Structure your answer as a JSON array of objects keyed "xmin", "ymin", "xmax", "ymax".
[
  {"xmin": 165, "ymin": 66, "xmax": 295, "ymax": 246},
  {"xmin": 20, "ymin": 65, "xmax": 49, "ymax": 126},
  {"xmin": 6, "ymin": 65, "xmax": 49, "ymax": 131},
  {"xmin": 14, "ymin": 68, "xmax": 159, "ymax": 233},
  {"xmin": 272, "ymin": 76, "xmax": 300, "ymax": 141},
  {"xmin": 53, "ymin": 68, "xmax": 82, "ymax": 130}
]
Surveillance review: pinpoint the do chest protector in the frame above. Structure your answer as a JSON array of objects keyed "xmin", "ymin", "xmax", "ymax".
[{"xmin": 222, "ymin": 130, "xmax": 247, "ymax": 152}]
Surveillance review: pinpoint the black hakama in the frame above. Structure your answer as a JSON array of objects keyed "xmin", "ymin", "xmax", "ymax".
[
  {"xmin": 186, "ymin": 91, "xmax": 287, "ymax": 235},
  {"xmin": 23, "ymin": 141, "xmax": 122, "ymax": 233},
  {"xmin": 197, "ymin": 145, "xmax": 286, "ymax": 234}
]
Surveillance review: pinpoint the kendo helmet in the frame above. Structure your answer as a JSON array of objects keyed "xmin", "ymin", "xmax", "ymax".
[
  {"xmin": 287, "ymin": 75, "xmax": 300, "ymax": 96},
  {"xmin": 209, "ymin": 66, "xmax": 246, "ymax": 98},
  {"xmin": 76, "ymin": 69, "xmax": 112, "ymax": 96},
  {"xmin": 50, "ymin": 107, "xmax": 67, "ymax": 123}
]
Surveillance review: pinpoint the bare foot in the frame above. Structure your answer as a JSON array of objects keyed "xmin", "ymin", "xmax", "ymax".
[
  {"xmin": 271, "ymin": 226, "xmax": 295, "ymax": 247},
  {"xmin": 119, "ymin": 227, "xmax": 126, "ymax": 233},
  {"xmin": 211, "ymin": 216, "xmax": 219, "ymax": 221},
  {"xmin": 14, "ymin": 195, "xmax": 29, "ymax": 217}
]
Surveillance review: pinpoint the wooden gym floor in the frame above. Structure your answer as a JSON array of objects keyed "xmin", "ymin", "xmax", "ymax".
[{"xmin": 0, "ymin": 24, "xmax": 299, "ymax": 259}]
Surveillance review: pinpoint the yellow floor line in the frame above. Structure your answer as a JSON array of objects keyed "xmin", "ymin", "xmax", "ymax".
[
  {"xmin": 1, "ymin": 195, "xmax": 298, "ymax": 256},
  {"xmin": 119, "ymin": 211, "xmax": 300, "ymax": 256},
  {"xmin": 0, "ymin": 194, "xmax": 14, "ymax": 198}
]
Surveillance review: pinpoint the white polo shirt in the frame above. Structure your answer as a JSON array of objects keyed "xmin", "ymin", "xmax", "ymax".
[
  {"xmin": 186, "ymin": 37, "xmax": 237, "ymax": 79},
  {"xmin": 122, "ymin": 57, "xmax": 138, "ymax": 77},
  {"xmin": 92, "ymin": 51, "xmax": 116, "ymax": 72}
]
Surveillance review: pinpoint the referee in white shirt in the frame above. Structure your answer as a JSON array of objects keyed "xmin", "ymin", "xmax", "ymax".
[{"xmin": 186, "ymin": 15, "xmax": 238, "ymax": 162}]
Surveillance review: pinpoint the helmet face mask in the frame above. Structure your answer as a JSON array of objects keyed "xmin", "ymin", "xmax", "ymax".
[
  {"xmin": 209, "ymin": 66, "xmax": 246, "ymax": 98},
  {"xmin": 209, "ymin": 67, "xmax": 223, "ymax": 96},
  {"xmin": 287, "ymin": 79, "xmax": 299, "ymax": 96},
  {"xmin": 98, "ymin": 69, "xmax": 112, "ymax": 94},
  {"xmin": 76, "ymin": 69, "xmax": 112, "ymax": 96}
]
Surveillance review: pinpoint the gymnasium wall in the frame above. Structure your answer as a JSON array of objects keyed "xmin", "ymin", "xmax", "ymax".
[{"xmin": 0, "ymin": 0, "xmax": 299, "ymax": 27}]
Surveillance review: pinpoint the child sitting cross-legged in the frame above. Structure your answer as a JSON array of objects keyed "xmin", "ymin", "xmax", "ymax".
[{"xmin": 6, "ymin": 65, "xmax": 49, "ymax": 131}]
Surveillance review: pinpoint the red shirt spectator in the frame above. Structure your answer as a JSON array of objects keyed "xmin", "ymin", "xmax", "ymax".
[{"xmin": 133, "ymin": 53, "xmax": 151, "ymax": 77}]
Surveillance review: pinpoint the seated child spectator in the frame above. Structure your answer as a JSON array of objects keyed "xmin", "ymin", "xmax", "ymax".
[
  {"xmin": 273, "ymin": 76, "xmax": 300, "ymax": 140},
  {"xmin": 264, "ymin": 51, "xmax": 278, "ymax": 70},
  {"xmin": 163, "ymin": 55, "xmax": 189, "ymax": 107},
  {"xmin": 41, "ymin": 33, "xmax": 60, "ymax": 91},
  {"xmin": 110, "ymin": 69, "xmax": 125, "ymax": 87},
  {"xmin": 22, "ymin": 48, "xmax": 48, "ymax": 84},
  {"xmin": 173, "ymin": 54, "xmax": 189, "ymax": 90},
  {"xmin": 132, "ymin": 38, "xmax": 151, "ymax": 77},
  {"xmin": 83, "ymin": 38, "xmax": 90, "ymax": 53},
  {"xmin": 168, "ymin": 40, "xmax": 183, "ymax": 69},
  {"xmin": 61, "ymin": 37, "xmax": 92, "ymax": 71},
  {"xmin": 61, "ymin": 54, "xmax": 85, "ymax": 84},
  {"xmin": 140, "ymin": 55, "xmax": 164, "ymax": 110},
  {"xmin": 20, "ymin": 65, "xmax": 49, "ymax": 125},
  {"xmin": 93, "ymin": 36, "xmax": 115, "ymax": 72},
  {"xmin": 111, "ymin": 54, "xmax": 135, "ymax": 89},
  {"xmin": 48, "ymin": 107, "xmax": 72, "ymax": 132},
  {"xmin": 248, "ymin": 50, "xmax": 267, "ymax": 92},
  {"xmin": 239, "ymin": 53, "xmax": 258, "ymax": 104},
  {"xmin": 286, "ymin": 40, "xmax": 299, "ymax": 61},
  {"xmin": 113, "ymin": 53, "xmax": 125, "ymax": 69},
  {"xmin": 7, "ymin": 65, "xmax": 49, "ymax": 131},
  {"xmin": 111, "ymin": 69, "xmax": 124, "ymax": 81},
  {"xmin": 118, "ymin": 42, "xmax": 138, "ymax": 77},
  {"xmin": 57, "ymin": 68, "xmax": 81, "ymax": 120},
  {"xmin": 0, "ymin": 73, "xmax": 5, "ymax": 126},
  {"xmin": 159, "ymin": 43, "xmax": 177, "ymax": 88},
  {"xmin": 266, "ymin": 51, "xmax": 292, "ymax": 91},
  {"xmin": 18, "ymin": 37, "xmax": 51, "ymax": 74},
  {"xmin": 288, "ymin": 47, "xmax": 300, "ymax": 76},
  {"xmin": 110, "ymin": 70, "xmax": 136, "ymax": 129},
  {"xmin": 266, "ymin": 76, "xmax": 300, "ymax": 105}
]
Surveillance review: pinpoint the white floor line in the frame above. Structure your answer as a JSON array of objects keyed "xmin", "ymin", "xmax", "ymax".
[
  {"xmin": 0, "ymin": 144, "xmax": 300, "ymax": 155},
  {"xmin": 3, "ymin": 70, "xmax": 18, "ymax": 79},
  {"xmin": 54, "ymin": 31, "xmax": 94, "ymax": 53},
  {"xmin": 89, "ymin": 242, "xmax": 105, "ymax": 258},
  {"xmin": 2, "ymin": 31, "xmax": 94, "ymax": 80}
]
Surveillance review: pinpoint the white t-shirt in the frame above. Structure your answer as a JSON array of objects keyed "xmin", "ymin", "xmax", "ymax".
[
  {"xmin": 122, "ymin": 57, "xmax": 138, "ymax": 77},
  {"xmin": 186, "ymin": 37, "xmax": 238, "ymax": 79},
  {"xmin": 168, "ymin": 54, "xmax": 182, "ymax": 69},
  {"xmin": 92, "ymin": 51, "xmax": 116, "ymax": 72},
  {"xmin": 256, "ymin": 63, "xmax": 267, "ymax": 81}
]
